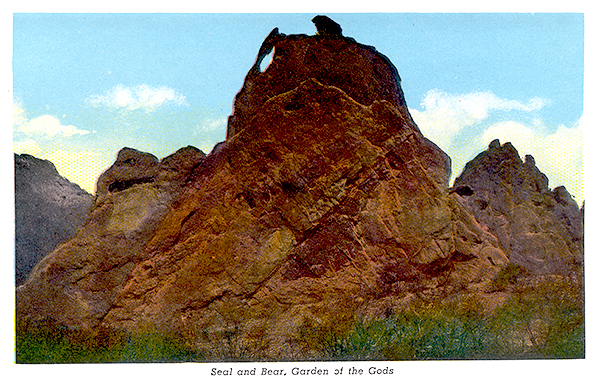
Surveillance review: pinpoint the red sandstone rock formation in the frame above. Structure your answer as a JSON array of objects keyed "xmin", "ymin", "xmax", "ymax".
[{"xmin": 16, "ymin": 20, "xmax": 581, "ymax": 359}]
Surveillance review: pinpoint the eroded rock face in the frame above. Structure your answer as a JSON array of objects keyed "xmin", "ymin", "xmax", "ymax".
[
  {"xmin": 227, "ymin": 29, "xmax": 411, "ymax": 138},
  {"xmin": 96, "ymin": 148, "xmax": 159, "ymax": 199},
  {"xmin": 452, "ymin": 139, "xmax": 583, "ymax": 275},
  {"xmin": 14, "ymin": 154, "xmax": 93, "ymax": 285},
  {"xmin": 16, "ymin": 23, "xmax": 538, "ymax": 358},
  {"xmin": 16, "ymin": 146, "xmax": 204, "ymax": 327},
  {"xmin": 96, "ymin": 77, "xmax": 510, "ymax": 357}
]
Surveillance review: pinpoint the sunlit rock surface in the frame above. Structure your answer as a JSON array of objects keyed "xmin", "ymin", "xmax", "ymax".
[{"xmin": 16, "ymin": 20, "xmax": 582, "ymax": 359}]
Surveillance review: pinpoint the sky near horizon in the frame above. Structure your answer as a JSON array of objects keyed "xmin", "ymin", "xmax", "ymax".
[{"xmin": 12, "ymin": 13, "xmax": 584, "ymax": 204}]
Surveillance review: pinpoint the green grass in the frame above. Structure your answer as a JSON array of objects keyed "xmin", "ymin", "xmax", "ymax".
[
  {"xmin": 15, "ymin": 320, "xmax": 203, "ymax": 364},
  {"xmin": 299, "ymin": 276, "xmax": 584, "ymax": 360},
  {"xmin": 301, "ymin": 303, "xmax": 521, "ymax": 360},
  {"xmin": 15, "ymin": 276, "xmax": 584, "ymax": 363}
]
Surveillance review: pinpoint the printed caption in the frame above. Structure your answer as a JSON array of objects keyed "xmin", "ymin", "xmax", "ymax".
[{"xmin": 211, "ymin": 365, "xmax": 394, "ymax": 377}]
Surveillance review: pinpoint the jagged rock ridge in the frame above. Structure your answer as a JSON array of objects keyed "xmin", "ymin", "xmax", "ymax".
[
  {"xmin": 452, "ymin": 139, "xmax": 583, "ymax": 275},
  {"xmin": 16, "ymin": 19, "xmax": 582, "ymax": 359},
  {"xmin": 14, "ymin": 154, "xmax": 94, "ymax": 285}
]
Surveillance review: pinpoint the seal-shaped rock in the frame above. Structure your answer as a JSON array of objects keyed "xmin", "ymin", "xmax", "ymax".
[{"xmin": 312, "ymin": 15, "xmax": 342, "ymax": 35}]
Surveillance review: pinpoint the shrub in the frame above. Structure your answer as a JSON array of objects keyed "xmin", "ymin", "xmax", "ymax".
[
  {"xmin": 497, "ymin": 275, "xmax": 584, "ymax": 359},
  {"xmin": 15, "ymin": 318, "xmax": 202, "ymax": 364},
  {"xmin": 299, "ymin": 277, "xmax": 584, "ymax": 361},
  {"xmin": 306, "ymin": 300, "xmax": 505, "ymax": 360},
  {"xmin": 489, "ymin": 262, "xmax": 529, "ymax": 292},
  {"xmin": 15, "ymin": 276, "xmax": 583, "ymax": 362}
]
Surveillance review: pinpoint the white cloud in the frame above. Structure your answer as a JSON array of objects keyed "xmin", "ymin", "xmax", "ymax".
[
  {"xmin": 481, "ymin": 119, "xmax": 583, "ymax": 205},
  {"xmin": 410, "ymin": 89, "xmax": 547, "ymax": 149},
  {"xmin": 196, "ymin": 117, "xmax": 227, "ymax": 133},
  {"xmin": 16, "ymin": 115, "xmax": 90, "ymax": 138},
  {"xmin": 408, "ymin": 89, "xmax": 582, "ymax": 205},
  {"xmin": 87, "ymin": 84, "xmax": 187, "ymax": 112},
  {"xmin": 13, "ymin": 101, "xmax": 28, "ymax": 128}
]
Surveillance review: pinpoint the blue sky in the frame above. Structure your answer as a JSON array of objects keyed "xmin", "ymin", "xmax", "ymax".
[{"xmin": 12, "ymin": 12, "xmax": 584, "ymax": 204}]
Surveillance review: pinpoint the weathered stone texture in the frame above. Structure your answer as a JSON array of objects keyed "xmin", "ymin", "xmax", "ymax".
[
  {"xmin": 14, "ymin": 154, "xmax": 93, "ymax": 285},
  {"xmin": 16, "ymin": 146, "xmax": 204, "ymax": 327},
  {"xmin": 452, "ymin": 139, "xmax": 583, "ymax": 274},
  {"xmin": 227, "ymin": 30, "xmax": 411, "ymax": 139},
  {"xmin": 16, "ymin": 23, "xmax": 581, "ymax": 359}
]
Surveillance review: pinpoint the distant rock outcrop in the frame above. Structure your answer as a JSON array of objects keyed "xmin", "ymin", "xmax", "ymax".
[
  {"xmin": 14, "ymin": 154, "xmax": 93, "ymax": 285},
  {"xmin": 452, "ymin": 139, "xmax": 583, "ymax": 275},
  {"xmin": 16, "ymin": 18, "xmax": 582, "ymax": 360}
]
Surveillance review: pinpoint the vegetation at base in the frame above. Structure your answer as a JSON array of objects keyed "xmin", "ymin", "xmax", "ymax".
[
  {"xmin": 15, "ymin": 276, "xmax": 583, "ymax": 363},
  {"xmin": 15, "ymin": 320, "xmax": 202, "ymax": 363},
  {"xmin": 488, "ymin": 262, "xmax": 529, "ymax": 292},
  {"xmin": 299, "ymin": 276, "xmax": 584, "ymax": 360}
]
